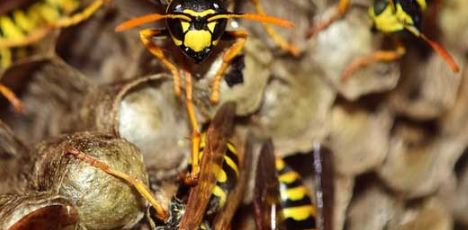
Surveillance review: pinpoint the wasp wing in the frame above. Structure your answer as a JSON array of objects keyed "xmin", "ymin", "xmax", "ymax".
[
  {"xmin": 212, "ymin": 133, "xmax": 253, "ymax": 230},
  {"xmin": 179, "ymin": 102, "xmax": 237, "ymax": 230},
  {"xmin": 253, "ymin": 139, "xmax": 283, "ymax": 230}
]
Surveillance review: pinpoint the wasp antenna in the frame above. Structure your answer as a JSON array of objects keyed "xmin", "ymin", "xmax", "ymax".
[
  {"xmin": 115, "ymin": 14, "xmax": 191, "ymax": 32},
  {"xmin": 208, "ymin": 13, "xmax": 295, "ymax": 28},
  {"xmin": 419, "ymin": 33, "xmax": 460, "ymax": 73},
  {"xmin": 404, "ymin": 25, "xmax": 459, "ymax": 73}
]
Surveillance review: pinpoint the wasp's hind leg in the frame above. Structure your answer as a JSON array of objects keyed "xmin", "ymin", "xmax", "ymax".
[
  {"xmin": 65, "ymin": 146, "xmax": 168, "ymax": 221},
  {"xmin": 139, "ymin": 29, "xmax": 182, "ymax": 96},
  {"xmin": 248, "ymin": 0, "xmax": 299, "ymax": 56},
  {"xmin": 306, "ymin": 0, "xmax": 350, "ymax": 38},
  {"xmin": 341, "ymin": 39, "xmax": 406, "ymax": 82},
  {"xmin": 210, "ymin": 30, "xmax": 247, "ymax": 104}
]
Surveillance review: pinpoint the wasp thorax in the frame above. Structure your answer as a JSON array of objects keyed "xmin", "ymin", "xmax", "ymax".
[{"xmin": 166, "ymin": 0, "xmax": 228, "ymax": 63}]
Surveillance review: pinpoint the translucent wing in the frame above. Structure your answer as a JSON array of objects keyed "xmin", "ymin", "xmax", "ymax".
[
  {"xmin": 179, "ymin": 102, "xmax": 237, "ymax": 230},
  {"xmin": 253, "ymin": 139, "xmax": 283, "ymax": 230}
]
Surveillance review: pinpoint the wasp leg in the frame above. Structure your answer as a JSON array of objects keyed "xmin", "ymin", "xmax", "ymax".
[
  {"xmin": 0, "ymin": 83, "xmax": 21, "ymax": 112},
  {"xmin": 249, "ymin": 0, "xmax": 299, "ymax": 56},
  {"xmin": 0, "ymin": 0, "xmax": 112, "ymax": 49},
  {"xmin": 65, "ymin": 146, "xmax": 168, "ymax": 221},
  {"xmin": 341, "ymin": 40, "xmax": 406, "ymax": 82},
  {"xmin": 139, "ymin": 29, "xmax": 181, "ymax": 96},
  {"xmin": 306, "ymin": 0, "xmax": 350, "ymax": 38},
  {"xmin": 210, "ymin": 30, "xmax": 247, "ymax": 104},
  {"xmin": 183, "ymin": 71, "xmax": 201, "ymax": 186}
]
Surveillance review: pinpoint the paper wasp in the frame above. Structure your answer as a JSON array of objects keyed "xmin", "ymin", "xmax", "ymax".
[
  {"xmin": 0, "ymin": 0, "xmax": 111, "ymax": 112},
  {"xmin": 307, "ymin": 0, "xmax": 460, "ymax": 81},
  {"xmin": 114, "ymin": 0, "xmax": 296, "ymax": 184},
  {"xmin": 66, "ymin": 102, "xmax": 252, "ymax": 229},
  {"xmin": 254, "ymin": 141, "xmax": 334, "ymax": 230}
]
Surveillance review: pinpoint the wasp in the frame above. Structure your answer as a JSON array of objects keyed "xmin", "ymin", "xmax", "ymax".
[
  {"xmin": 254, "ymin": 141, "xmax": 334, "ymax": 230},
  {"xmin": 115, "ymin": 0, "xmax": 296, "ymax": 184},
  {"xmin": 306, "ymin": 0, "xmax": 460, "ymax": 81},
  {"xmin": 67, "ymin": 102, "xmax": 252, "ymax": 229},
  {"xmin": 0, "ymin": 0, "xmax": 112, "ymax": 112}
]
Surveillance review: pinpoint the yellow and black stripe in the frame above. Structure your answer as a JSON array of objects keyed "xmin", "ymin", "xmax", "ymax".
[
  {"xmin": 0, "ymin": 0, "xmax": 79, "ymax": 69},
  {"xmin": 276, "ymin": 157, "xmax": 316, "ymax": 230},
  {"xmin": 195, "ymin": 133, "xmax": 239, "ymax": 215}
]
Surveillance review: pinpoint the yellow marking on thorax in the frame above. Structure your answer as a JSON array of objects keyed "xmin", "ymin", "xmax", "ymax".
[
  {"xmin": 283, "ymin": 206, "xmax": 316, "ymax": 221},
  {"xmin": 278, "ymin": 171, "xmax": 300, "ymax": 184},
  {"xmin": 282, "ymin": 186, "xmax": 308, "ymax": 201},
  {"xmin": 369, "ymin": 3, "xmax": 414, "ymax": 33},
  {"xmin": 184, "ymin": 30, "xmax": 212, "ymax": 52},
  {"xmin": 183, "ymin": 9, "xmax": 215, "ymax": 17},
  {"xmin": 212, "ymin": 185, "xmax": 227, "ymax": 208}
]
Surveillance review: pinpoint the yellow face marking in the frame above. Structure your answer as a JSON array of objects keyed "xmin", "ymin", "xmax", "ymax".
[
  {"xmin": 212, "ymin": 38, "xmax": 221, "ymax": 46},
  {"xmin": 170, "ymin": 34, "xmax": 183, "ymax": 46},
  {"xmin": 369, "ymin": 3, "xmax": 414, "ymax": 33},
  {"xmin": 278, "ymin": 171, "xmax": 300, "ymax": 184},
  {"xmin": 282, "ymin": 186, "xmax": 308, "ymax": 201},
  {"xmin": 275, "ymin": 158, "xmax": 285, "ymax": 171},
  {"xmin": 181, "ymin": 21, "xmax": 190, "ymax": 33},
  {"xmin": 184, "ymin": 30, "xmax": 212, "ymax": 52},
  {"xmin": 212, "ymin": 185, "xmax": 227, "ymax": 208},
  {"xmin": 283, "ymin": 206, "xmax": 316, "ymax": 221},
  {"xmin": 207, "ymin": 21, "xmax": 216, "ymax": 33},
  {"xmin": 183, "ymin": 9, "xmax": 216, "ymax": 18}
]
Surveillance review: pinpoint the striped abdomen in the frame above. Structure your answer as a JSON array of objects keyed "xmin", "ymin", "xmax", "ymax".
[
  {"xmin": 193, "ymin": 133, "xmax": 239, "ymax": 215},
  {"xmin": 0, "ymin": 0, "xmax": 79, "ymax": 69},
  {"xmin": 276, "ymin": 157, "xmax": 316, "ymax": 230}
]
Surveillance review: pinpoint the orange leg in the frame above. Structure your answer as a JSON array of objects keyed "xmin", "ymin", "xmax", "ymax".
[
  {"xmin": 65, "ymin": 146, "xmax": 168, "ymax": 221},
  {"xmin": 306, "ymin": 0, "xmax": 350, "ymax": 39},
  {"xmin": 341, "ymin": 40, "xmax": 406, "ymax": 82},
  {"xmin": 183, "ymin": 71, "xmax": 201, "ymax": 186},
  {"xmin": 248, "ymin": 0, "xmax": 299, "ymax": 56},
  {"xmin": 139, "ymin": 29, "xmax": 181, "ymax": 96},
  {"xmin": 0, "ymin": 83, "xmax": 22, "ymax": 112},
  {"xmin": 210, "ymin": 31, "xmax": 247, "ymax": 104},
  {"xmin": 0, "ymin": 0, "xmax": 113, "ymax": 49}
]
